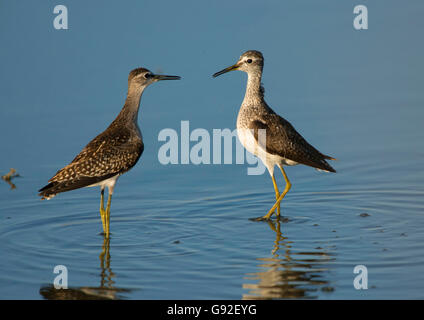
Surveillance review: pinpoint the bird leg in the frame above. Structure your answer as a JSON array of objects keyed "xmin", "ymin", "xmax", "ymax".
[
  {"xmin": 263, "ymin": 165, "xmax": 291, "ymax": 220},
  {"xmin": 271, "ymin": 174, "xmax": 281, "ymax": 217},
  {"xmin": 100, "ymin": 189, "xmax": 107, "ymax": 234},
  {"xmin": 104, "ymin": 193, "xmax": 112, "ymax": 238}
]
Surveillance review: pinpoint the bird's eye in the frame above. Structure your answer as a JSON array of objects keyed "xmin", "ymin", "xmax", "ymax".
[
  {"xmin": 246, "ymin": 59, "xmax": 253, "ymax": 64},
  {"xmin": 144, "ymin": 73, "xmax": 152, "ymax": 79}
]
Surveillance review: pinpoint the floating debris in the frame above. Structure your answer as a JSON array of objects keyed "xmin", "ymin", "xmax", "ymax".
[{"xmin": 1, "ymin": 168, "xmax": 20, "ymax": 190}]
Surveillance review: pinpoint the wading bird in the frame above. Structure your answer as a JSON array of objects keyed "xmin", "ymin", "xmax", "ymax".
[
  {"xmin": 39, "ymin": 68, "xmax": 180, "ymax": 236},
  {"xmin": 213, "ymin": 50, "xmax": 336, "ymax": 220}
]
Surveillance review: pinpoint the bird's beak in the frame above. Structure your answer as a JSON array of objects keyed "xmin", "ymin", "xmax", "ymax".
[
  {"xmin": 153, "ymin": 74, "xmax": 181, "ymax": 81},
  {"xmin": 212, "ymin": 62, "xmax": 240, "ymax": 78}
]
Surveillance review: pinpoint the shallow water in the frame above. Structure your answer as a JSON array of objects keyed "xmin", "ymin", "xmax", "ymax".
[{"xmin": 1, "ymin": 1, "xmax": 424, "ymax": 299}]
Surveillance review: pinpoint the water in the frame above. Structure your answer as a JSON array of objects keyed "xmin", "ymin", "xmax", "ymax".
[{"xmin": 1, "ymin": 1, "xmax": 424, "ymax": 299}]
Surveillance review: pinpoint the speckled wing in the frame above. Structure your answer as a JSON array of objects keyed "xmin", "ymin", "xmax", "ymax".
[
  {"xmin": 38, "ymin": 127, "xmax": 144, "ymax": 199},
  {"xmin": 249, "ymin": 113, "xmax": 336, "ymax": 172}
]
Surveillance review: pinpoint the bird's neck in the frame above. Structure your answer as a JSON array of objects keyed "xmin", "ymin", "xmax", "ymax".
[
  {"xmin": 242, "ymin": 72, "xmax": 264, "ymax": 107},
  {"xmin": 115, "ymin": 84, "xmax": 145, "ymax": 125}
]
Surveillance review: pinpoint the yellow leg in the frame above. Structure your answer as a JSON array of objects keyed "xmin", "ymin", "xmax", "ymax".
[
  {"xmin": 104, "ymin": 194, "xmax": 112, "ymax": 238},
  {"xmin": 100, "ymin": 189, "xmax": 107, "ymax": 234},
  {"xmin": 263, "ymin": 165, "xmax": 291, "ymax": 220},
  {"xmin": 271, "ymin": 174, "xmax": 281, "ymax": 217}
]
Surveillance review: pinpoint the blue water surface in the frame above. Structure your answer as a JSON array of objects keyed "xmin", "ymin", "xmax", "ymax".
[{"xmin": 0, "ymin": 0, "xmax": 423, "ymax": 299}]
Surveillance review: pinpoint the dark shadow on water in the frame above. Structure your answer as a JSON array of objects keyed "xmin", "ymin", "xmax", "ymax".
[
  {"xmin": 242, "ymin": 220, "xmax": 335, "ymax": 299},
  {"xmin": 39, "ymin": 237, "xmax": 131, "ymax": 300}
]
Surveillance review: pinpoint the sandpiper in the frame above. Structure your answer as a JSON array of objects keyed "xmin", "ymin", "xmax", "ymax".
[
  {"xmin": 213, "ymin": 50, "xmax": 336, "ymax": 220},
  {"xmin": 39, "ymin": 68, "xmax": 180, "ymax": 236}
]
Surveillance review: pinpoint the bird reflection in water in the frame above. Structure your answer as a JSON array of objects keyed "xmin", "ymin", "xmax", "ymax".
[
  {"xmin": 40, "ymin": 237, "xmax": 130, "ymax": 300},
  {"xmin": 243, "ymin": 220, "xmax": 334, "ymax": 299}
]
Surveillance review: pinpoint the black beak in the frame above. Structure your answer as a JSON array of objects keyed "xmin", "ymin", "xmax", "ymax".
[
  {"xmin": 212, "ymin": 63, "xmax": 240, "ymax": 78},
  {"xmin": 153, "ymin": 74, "xmax": 181, "ymax": 81}
]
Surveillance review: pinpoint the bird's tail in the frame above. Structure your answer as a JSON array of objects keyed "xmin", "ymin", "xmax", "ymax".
[
  {"xmin": 38, "ymin": 182, "xmax": 59, "ymax": 200},
  {"xmin": 324, "ymin": 154, "xmax": 337, "ymax": 161},
  {"xmin": 38, "ymin": 173, "xmax": 117, "ymax": 200},
  {"xmin": 318, "ymin": 154, "xmax": 337, "ymax": 173}
]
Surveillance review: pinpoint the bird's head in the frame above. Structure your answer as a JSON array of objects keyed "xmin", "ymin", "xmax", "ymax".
[
  {"xmin": 213, "ymin": 50, "xmax": 264, "ymax": 78},
  {"xmin": 128, "ymin": 68, "xmax": 181, "ymax": 89}
]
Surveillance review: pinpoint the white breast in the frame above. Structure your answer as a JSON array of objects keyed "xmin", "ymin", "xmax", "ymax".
[
  {"xmin": 237, "ymin": 128, "xmax": 298, "ymax": 176},
  {"xmin": 237, "ymin": 128, "xmax": 260, "ymax": 157}
]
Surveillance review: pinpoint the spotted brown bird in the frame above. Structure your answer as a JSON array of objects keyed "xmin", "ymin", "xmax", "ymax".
[{"xmin": 39, "ymin": 68, "xmax": 180, "ymax": 236}]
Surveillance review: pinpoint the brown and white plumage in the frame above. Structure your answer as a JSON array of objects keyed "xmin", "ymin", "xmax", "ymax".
[
  {"xmin": 38, "ymin": 67, "xmax": 180, "ymax": 236},
  {"xmin": 38, "ymin": 124, "xmax": 144, "ymax": 200},
  {"xmin": 213, "ymin": 50, "xmax": 336, "ymax": 219},
  {"xmin": 246, "ymin": 106, "xmax": 336, "ymax": 174}
]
